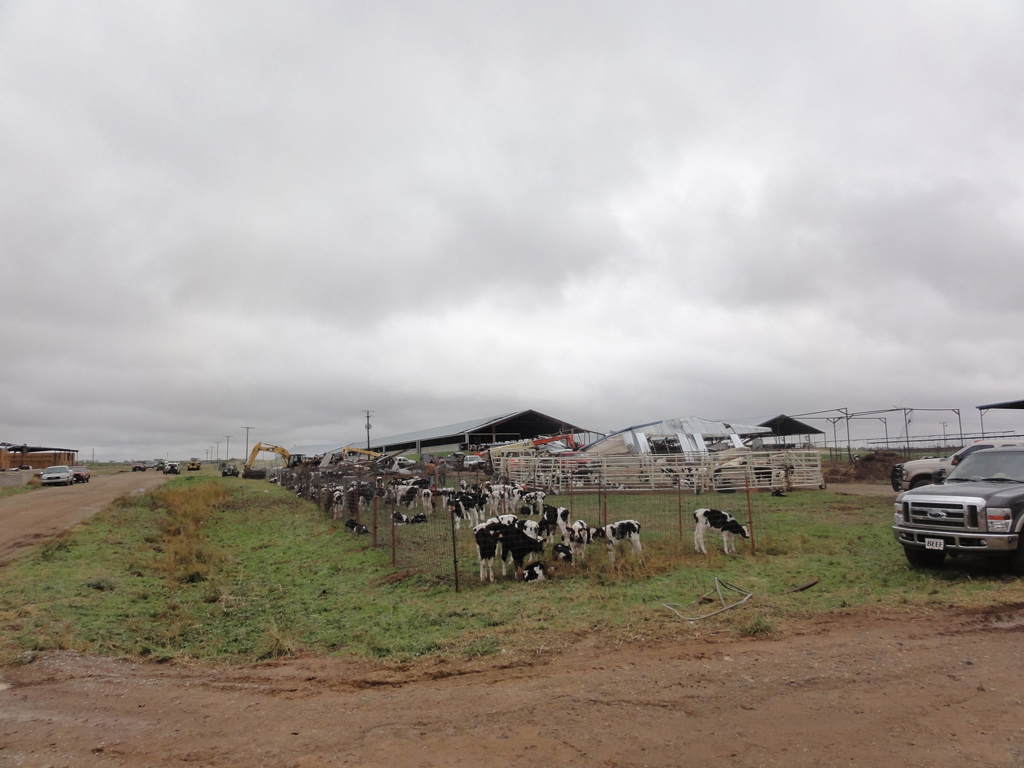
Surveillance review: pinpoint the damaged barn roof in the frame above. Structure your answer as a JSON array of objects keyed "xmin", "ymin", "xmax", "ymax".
[{"xmin": 582, "ymin": 416, "xmax": 771, "ymax": 455}]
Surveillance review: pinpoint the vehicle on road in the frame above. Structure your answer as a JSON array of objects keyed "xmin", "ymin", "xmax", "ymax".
[
  {"xmin": 132, "ymin": 461, "xmax": 147, "ymax": 472},
  {"xmin": 163, "ymin": 462, "xmax": 180, "ymax": 475},
  {"xmin": 894, "ymin": 446, "xmax": 1024, "ymax": 573},
  {"xmin": 40, "ymin": 466, "xmax": 75, "ymax": 486},
  {"xmin": 890, "ymin": 439, "xmax": 1024, "ymax": 491},
  {"xmin": 187, "ymin": 458, "xmax": 201, "ymax": 471},
  {"xmin": 70, "ymin": 466, "xmax": 91, "ymax": 483}
]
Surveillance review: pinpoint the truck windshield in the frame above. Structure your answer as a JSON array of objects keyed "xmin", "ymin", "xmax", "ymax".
[{"xmin": 946, "ymin": 452, "xmax": 1024, "ymax": 483}]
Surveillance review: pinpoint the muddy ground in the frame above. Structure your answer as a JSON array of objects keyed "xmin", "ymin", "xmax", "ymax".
[
  {"xmin": 3, "ymin": 480, "xmax": 1023, "ymax": 767},
  {"xmin": 3, "ymin": 608, "xmax": 1024, "ymax": 767}
]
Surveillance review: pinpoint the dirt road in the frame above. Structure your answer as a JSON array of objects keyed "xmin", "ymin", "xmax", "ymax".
[
  {"xmin": 3, "ymin": 607, "xmax": 1024, "ymax": 767},
  {"xmin": 0, "ymin": 471, "xmax": 167, "ymax": 564}
]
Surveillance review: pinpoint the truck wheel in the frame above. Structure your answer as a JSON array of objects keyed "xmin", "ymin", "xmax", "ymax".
[
  {"xmin": 904, "ymin": 545, "xmax": 945, "ymax": 568},
  {"xmin": 909, "ymin": 476, "xmax": 932, "ymax": 489}
]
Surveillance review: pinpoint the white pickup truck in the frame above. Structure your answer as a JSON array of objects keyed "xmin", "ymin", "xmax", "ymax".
[{"xmin": 890, "ymin": 438, "xmax": 1024, "ymax": 491}]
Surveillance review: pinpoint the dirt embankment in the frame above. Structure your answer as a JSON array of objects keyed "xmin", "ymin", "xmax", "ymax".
[
  {"xmin": 823, "ymin": 450, "xmax": 908, "ymax": 485},
  {"xmin": 3, "ymin": 607, "xmax": 1024, "ymax": 767},
  {"xmin": 0, "ymin": 471, "xmax": 168, "ymax": 564}
]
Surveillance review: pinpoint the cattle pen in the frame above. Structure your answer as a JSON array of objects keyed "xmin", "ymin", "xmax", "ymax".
[{"xmin": 272, "ymin": 453, "xmax": 806, "ymax": 590}]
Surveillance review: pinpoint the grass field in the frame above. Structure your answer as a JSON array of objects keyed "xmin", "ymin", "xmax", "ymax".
[{"xmin": 2, "ymin": 477, "xmax": 1023, "ymax": 665}]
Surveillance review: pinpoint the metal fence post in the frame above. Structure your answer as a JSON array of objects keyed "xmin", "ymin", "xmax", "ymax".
[
  {"xmin": 450, "ymin": 504, "xmax": 460, "ymax": 593},
  {"xmin": 602, "ymin": 472, "xmax": 608, "ymax": 527},
  {"xmin": 745, "ymin": 476, "xmax": 756, "ymax": 555},
  {"xmin": 677, "ymin": 478, "xmax": 682, "ymax": 541},
  {"xmin": 373, "ymin": 496, "xmax": 378, "ymax": 548},
  {"xmin": 391, "ymin": 498, "xmax": 397, "ymax": 567}
]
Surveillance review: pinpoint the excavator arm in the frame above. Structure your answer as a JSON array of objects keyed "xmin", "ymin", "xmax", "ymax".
[{"xmin": 244, "ymin": 442, "xmax": 293, "ymax": 470}]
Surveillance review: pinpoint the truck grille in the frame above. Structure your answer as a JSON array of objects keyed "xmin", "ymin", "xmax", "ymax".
[{"xmin": 907, "ymin": 500, "xmax": 977, "ymax": 530}]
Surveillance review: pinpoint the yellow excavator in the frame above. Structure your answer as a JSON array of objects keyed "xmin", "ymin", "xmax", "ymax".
[{"xmin": 243, "ymin": 442, "xmax": 308, "ymax": 478}]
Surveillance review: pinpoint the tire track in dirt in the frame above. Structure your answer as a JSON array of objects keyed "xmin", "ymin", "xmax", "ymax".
[{"xmin": 0, "ymin": 472, "xmax": 168, "ymax": 564}]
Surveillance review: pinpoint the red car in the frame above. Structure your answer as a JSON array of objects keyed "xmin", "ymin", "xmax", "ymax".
[
  {"xmin": 71, "ymin": 466, "xmax": 91, "ymax": 483},
  {"xmin": 132, "ymin": 461, "xmax": 147, "ymax": 472}
]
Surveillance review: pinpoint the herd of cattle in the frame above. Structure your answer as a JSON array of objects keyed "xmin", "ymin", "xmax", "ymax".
[{"xmin": 320, "ymin": 477, "xmax": 751, "ymax": 584}]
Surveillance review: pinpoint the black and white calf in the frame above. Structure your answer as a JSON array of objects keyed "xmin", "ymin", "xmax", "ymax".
[
  {"xmin": 473, "ymin": 521, "xmax": 503, "ymax": 583},
  {"xmin": 566, "ymin": 520, "xmax": 596, "ymax": 561},
  {"xmin": 539, "ymin": 504, "xmax": 571, "ymax": 544},
  {"xmin": 522, "ymin": 562, "xmax": 547, "ymax": 582},
  {"xmin": 521, "ymin": 490, "xmax": 546, "ymax": 516},
  {"xmin": 595, "ymin": 520, "xmax": 642, "ymax": 564},
  {"xmin": 693, "ymin": 508, "xmax": 749, "ymax": 554},
  {"xmin": 552, "ymin": 542, "xmax": 573, "ymax": 563}
]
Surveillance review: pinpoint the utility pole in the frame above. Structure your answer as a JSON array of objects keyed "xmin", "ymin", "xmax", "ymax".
[
  {"xmin": 941, "ymin": 422, "xmax": 948, "ymax": 448},
  {"xmin": 364, "ymin": 410, "xmax": 373, "ymax": 451},
  {"xmin": 215, "ymin": 441, "xmax": 220, "ymax": 461},
  {"xmin": 224, "ymin": 435, "xmax": 232, "ymax": 460},
  {"xmin": 241, "ymin": 426, "xmax": 255, "ymax": 459}
]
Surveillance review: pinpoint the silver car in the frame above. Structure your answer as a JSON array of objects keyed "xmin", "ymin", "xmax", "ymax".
[{"xmin": 40, "ymin": 465, "xmax": 75, "ymax": 486}]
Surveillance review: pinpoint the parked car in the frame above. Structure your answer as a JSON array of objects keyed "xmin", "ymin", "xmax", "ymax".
[
  {"xmin": 40, "ymin": 466, "xmax": 75, "ymax": 486},
  {"xmin": 221, "ymin": 464, "xmax": 240, "ymax": 477},
  {"xmin": 132, "ymin": 461, "xmax": 147, "ymax": 472},
  {"xmin": 164, "ymin": 461, "xmax": 180, "ymax": 475},
  {"xmin": 70, "ymin": 466, "xmax": 91, "ymax": 483},
  {"xmin": 893, "ymin": 446, "xmax": 1024, "ymax": 573}
]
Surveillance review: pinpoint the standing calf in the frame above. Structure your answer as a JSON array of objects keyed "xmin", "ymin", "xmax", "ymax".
[
  {"xmin": 693, "ymin": 508, "xmax": 749, "ymax": 554},
  {"xmin": 595, "ymin": 520, "xmax": 642, "ymax": 564}
]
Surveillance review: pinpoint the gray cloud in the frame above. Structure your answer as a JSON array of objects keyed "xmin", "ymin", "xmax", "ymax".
[{"xmin": 3, "ymin": 2, "xmax": 1024, "ymax": 459}]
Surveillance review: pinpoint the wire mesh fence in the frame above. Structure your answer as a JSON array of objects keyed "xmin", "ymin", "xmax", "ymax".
[{"xmin": 274, "ymin": 465, "xmax": 772, "ymax": 591}]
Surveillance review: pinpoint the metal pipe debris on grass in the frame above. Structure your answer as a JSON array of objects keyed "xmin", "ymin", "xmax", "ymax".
[{"xmin": 663, "ymin": 577, "xmax": 754, "ymax": 622}]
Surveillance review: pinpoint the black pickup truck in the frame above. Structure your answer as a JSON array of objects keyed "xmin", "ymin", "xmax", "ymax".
[{"xmin": 893, "ymin": 447, "xmax": 1024, "ymax": 573}]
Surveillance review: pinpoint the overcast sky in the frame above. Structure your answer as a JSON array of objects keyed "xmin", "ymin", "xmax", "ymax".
[{"xmin": 3, "ymin": 1, "xmax": 1024, "ymax": 461}]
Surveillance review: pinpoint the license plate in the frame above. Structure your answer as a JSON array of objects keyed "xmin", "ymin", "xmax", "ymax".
[{"xmin": 924, "ymin": 538, "xmax": 945, "ymax": 551}]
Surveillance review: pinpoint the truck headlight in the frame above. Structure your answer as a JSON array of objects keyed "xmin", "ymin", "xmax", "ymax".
[
  {"xmin": 895, "ymin": 511, "xmax": 904, "ymax": 525},
  {"xmin": 987, "ymin": 508, "xmax": 1013, "ymax": 533}
]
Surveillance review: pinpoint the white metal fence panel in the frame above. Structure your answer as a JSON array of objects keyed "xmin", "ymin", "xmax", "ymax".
[{"xmin": 496, "ymin": 450, "xmax": 823, "ymax": 493}]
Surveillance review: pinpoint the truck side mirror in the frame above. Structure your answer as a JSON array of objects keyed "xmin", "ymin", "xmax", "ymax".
[{"xmin": 932, "ymin": 468, "xmax": 946, "ymax": 485}]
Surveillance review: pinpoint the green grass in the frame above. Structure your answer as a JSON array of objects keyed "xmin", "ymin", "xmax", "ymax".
[
  {"xmin": 2, "ymin": 479, "xmax": 1023, "ymax": 665},
  {"xmin": 0, "ymin": 483, "xmax": 41, "ymax": 499}
]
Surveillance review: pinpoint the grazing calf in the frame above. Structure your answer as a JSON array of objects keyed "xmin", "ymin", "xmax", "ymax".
[
  {"xmin": 693, "ymin": 508, "xmax": 749, "ymax": 554},
  {"xmin": 473, "ymin": 522, "xmax": 502, "ymax": 583},
  {"xmin": 566, "ymin": 520, "xmax": 596, "ymax": 562},
  {"xmin": 552, "ymin": 542, "xmax": 573, "ymax": 563},
  {"xmin": 522, "ymin": 562, "xmax": 547, "ymax": 582},
  {"xmin": 595, "ymin": 520, "xmax": 642, "ymax": 564}
]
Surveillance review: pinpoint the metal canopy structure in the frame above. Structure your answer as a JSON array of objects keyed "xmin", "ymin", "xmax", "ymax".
[
  {"xmin": 337, "ymin": 409, "xmax": 590, "ymax": 454},
  {"xmin": 977, "ymin": 399, "xmax": 1024, "ymax": 437},
  {"xmin": 758, "ymin": 415, "xmax": 824, "ymax": 437},
  {"xmin": 977, "ymin": 399, "xmax": 1024, "ymax": 410}
]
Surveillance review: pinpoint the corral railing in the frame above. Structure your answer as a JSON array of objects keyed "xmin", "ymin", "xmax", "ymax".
[{"xmin": 493, "ymin": 450, "xmax": 822, "ymax": 494}]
